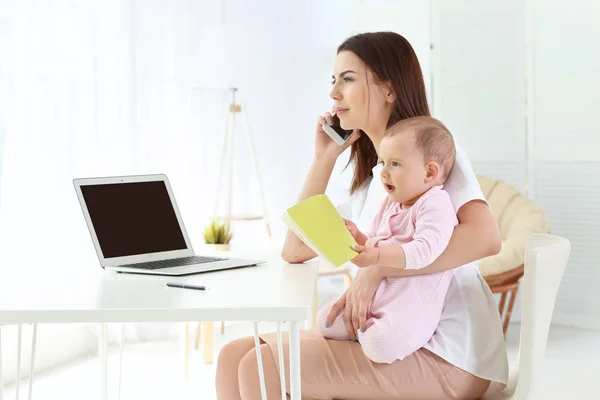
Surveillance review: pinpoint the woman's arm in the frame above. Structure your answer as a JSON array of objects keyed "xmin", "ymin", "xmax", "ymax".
[
  {"xmin": 282, "ymin": 116, "xmax": 362, "ymax": 263},
  {"xmin": 373, "ymin": 200, "xmax": 501, "ymax": 277},
  {"xmin": 326, "ymin": 199, "xmax": 500, "ymax": 335},
  {"xmin": 281, "ymin": 156, "xmax": 337, "ymax": 263}
]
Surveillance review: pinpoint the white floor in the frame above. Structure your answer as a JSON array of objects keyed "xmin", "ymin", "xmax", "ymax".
[{"xmin": 2, "ymin": 320, "xmax": 599, "ymax": 400}]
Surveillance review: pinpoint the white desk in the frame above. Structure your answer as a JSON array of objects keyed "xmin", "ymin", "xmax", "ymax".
[{"xmin": 0, "ymin": 258, "xmax": 319, "ymax": 400}]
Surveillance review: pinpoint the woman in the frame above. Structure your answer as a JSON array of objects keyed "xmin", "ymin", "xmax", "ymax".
[{"xmin": 215, "ymin": 32, "xmax": 508, "ymax": 400}]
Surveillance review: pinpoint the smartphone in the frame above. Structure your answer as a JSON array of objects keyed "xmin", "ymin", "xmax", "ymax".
[{"xmin": 322, "ymin": 113, "xmax": 353, "ymax": 146}]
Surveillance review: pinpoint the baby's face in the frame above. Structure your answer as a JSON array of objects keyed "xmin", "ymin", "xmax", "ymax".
[{"xmin": 379, "ymin": 132, "xmax": 430, "ymax": 206}]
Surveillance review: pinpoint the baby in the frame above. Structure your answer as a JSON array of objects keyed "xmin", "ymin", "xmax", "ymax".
[{"xmin": 317, "ymin": 116, "xmax": 458, "ymax": 364}]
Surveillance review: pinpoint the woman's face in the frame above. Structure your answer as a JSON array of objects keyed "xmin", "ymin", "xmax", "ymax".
[{"xmin": 329, "ymin": 50, "xmax": 392, "ymax": 135}]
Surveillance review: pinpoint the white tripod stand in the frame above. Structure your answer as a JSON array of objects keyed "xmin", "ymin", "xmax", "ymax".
[
  {"xmin": 187, "ymin": 88, "xmax": 272, "ymax": 371},
  {"xmin": 213, "ymin": 87, "xmax": 271, "ymax": 237}
]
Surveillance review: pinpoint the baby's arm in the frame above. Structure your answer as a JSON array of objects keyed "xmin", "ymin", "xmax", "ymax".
[
  {"xmin": 376, "ymin": 190, "xmax": 458, "ymax": 270},
  {"xmin": 344, "ymin": 219, "xmax": 368, "ymax": 246}
]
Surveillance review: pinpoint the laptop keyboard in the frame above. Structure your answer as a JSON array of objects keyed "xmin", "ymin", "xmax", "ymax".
[{"xmin": 123, "ymin": 255, "xmax": 227, "ymax": 270}]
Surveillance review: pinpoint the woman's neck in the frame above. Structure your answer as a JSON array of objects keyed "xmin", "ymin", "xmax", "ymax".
[
  {"xmin": 364, "ymin": 129, "xmax": 385, "ymax": 158},
  {"xmin": 364, "ymin": 107, "xmax": 393, "ymax": 157}
]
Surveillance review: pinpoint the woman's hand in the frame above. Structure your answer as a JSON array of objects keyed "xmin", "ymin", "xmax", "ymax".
[
  {"xmin": 315, "ymin": 112, "xmax": 361, "ymax": 160},
  {"xmin": 325, "ymin": 266, "xmax": 383, "ymax": 337}
]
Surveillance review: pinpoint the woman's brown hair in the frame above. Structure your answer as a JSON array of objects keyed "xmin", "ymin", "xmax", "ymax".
[{"xmin": 337, "ymin": 32, "xmax": 431, "ymax": 194}]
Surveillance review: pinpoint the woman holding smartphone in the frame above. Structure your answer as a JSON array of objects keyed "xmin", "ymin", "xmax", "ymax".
[{"xmin": 215, "ymin": 31, "xmax": 508, "ymax": 400}]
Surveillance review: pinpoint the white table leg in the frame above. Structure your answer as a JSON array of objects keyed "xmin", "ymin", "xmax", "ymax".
[
  {"xmin": 0, "ymin": 326, "xmax": 3, "ymax": 400},
  {"xmin": 288, "ymin": 321, "xmax": 301, "ymax": 400},
  {"xmin": 276, "ymin": 322, "xmax": 286, "ymax": 400},
  {"xmin": 252, "ymin": 322, "xmax": 267, "ymax": 400},
  {"xmin": 99, "ymin": 323, "xmax": 108, "ymax": 400},
  {"xmin": 28, "ymin": 324, "xmax": 37, "ymax": 400},
  {"xmin": 16, "ymin": 324, "xmax": 22, "ymax": 400},
  {"xmin": 118, "ymin": 324, "xmax": 125, "ymax": 400}
]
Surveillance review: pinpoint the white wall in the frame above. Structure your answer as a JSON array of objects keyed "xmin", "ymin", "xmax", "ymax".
[
  {"xmin": 348, "ymin": 1, "xmax": 432, "ymax": 101},
  {"xmin": 432, "ymin": 0, "xmax": 527, "ymax": 191},
  {"xmin": 432, "ymin": 0, "xmax": 600, "ymax": 329},
  {"xmin": 1, "ymin": 325, "xmax": 97, "ymax": 386},
  {"xmin": 530, "ymin": 0, "xmax": 600, "ymax": 329},
  {"xmin": 431, "ymin": 0, "xmax": 528, "ymax": 323}
]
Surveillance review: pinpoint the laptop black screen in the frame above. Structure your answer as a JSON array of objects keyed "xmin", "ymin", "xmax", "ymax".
[{"xmin": 80, "ymin": 180, "xmax": 188, "ymax": 258}]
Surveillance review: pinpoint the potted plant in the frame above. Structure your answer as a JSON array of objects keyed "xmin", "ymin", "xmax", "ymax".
[{"xmin": 203, "ymin": 218, "xmax": 232, "ymax": 251}]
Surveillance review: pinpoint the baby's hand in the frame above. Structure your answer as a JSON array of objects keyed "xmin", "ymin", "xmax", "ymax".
[
  {"xmin": 350, "ymin": 244, "xmax": 379, "ymax": 267},
  {"xmin": 343, "ymin": 218, "xmax": 364, "ymax": 243}
]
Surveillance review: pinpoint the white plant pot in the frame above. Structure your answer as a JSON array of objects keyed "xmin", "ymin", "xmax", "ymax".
[{"xmin": 209, "ymin": 243, "xmax": 230, "ymax": 252}]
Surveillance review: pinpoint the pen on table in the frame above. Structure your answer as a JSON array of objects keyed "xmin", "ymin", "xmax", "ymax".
[{"xmin": 166, "ymin": 282, "xmax": 207, "ymax": 291}]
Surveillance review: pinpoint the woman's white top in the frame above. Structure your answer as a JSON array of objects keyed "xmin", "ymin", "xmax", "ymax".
[{"xmin": 329, "ymin": 145, "xmax": 509, "ymax": 385}]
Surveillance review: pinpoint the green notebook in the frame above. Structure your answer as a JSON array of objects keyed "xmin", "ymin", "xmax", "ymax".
[{"xmin": 281, "ymin": 194, "xmax": 358, "ymax": 267}]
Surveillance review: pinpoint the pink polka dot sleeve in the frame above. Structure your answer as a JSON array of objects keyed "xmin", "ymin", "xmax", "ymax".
[{"xmin": 401, "ymin": 190, "xmax": 457, "ymax": 270}]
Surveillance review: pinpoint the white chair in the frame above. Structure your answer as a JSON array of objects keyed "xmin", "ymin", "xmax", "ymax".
[
  {"xmin": 483, "ymin": 233, "xmax": 571, "ymax": 400},
  {"xmin": 476, "ymin": 175, "xmax": 550, "ymax": 336}
]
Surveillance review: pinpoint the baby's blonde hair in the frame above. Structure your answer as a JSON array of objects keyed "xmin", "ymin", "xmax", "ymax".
[{"xmin": 385, "ymin": 116, "xmax": 456, "ymax": 181}]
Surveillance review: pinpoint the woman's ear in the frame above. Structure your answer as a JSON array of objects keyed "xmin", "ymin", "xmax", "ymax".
[
  {"xmin": 383, "ymin": 80, "xmax": 396, "ymax": 103},
  {"xmin": 424, "ymin": 161, "xmax": 440, "ymax": 183}
]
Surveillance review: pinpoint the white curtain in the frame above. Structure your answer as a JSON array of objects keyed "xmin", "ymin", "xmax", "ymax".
[
  {"xmin": 0, "ymin": 0, "xmax": 380, "ymax": 343},
  {"xmin": 0, "ymin": 1, "xmax": 8, "ymax": 201},
  {"xmin": 1, "ymin": 0, "xmax": 195, "ymax": 341}
]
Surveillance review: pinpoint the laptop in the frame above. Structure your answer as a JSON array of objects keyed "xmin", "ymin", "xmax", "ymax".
[{"xmin": 73, "ymin": 174, "xmax": 266, "ymax": 276}]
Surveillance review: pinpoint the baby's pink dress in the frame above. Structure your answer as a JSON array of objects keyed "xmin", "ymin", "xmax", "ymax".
[{"xmin": 317, "ymin": 185, "xmax": 458, "ymax": 363}]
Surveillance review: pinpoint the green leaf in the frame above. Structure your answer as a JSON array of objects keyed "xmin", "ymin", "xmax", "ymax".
[{"xmin": 203, "ymin": 218, "xmax": 232, "ymax": 244}]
